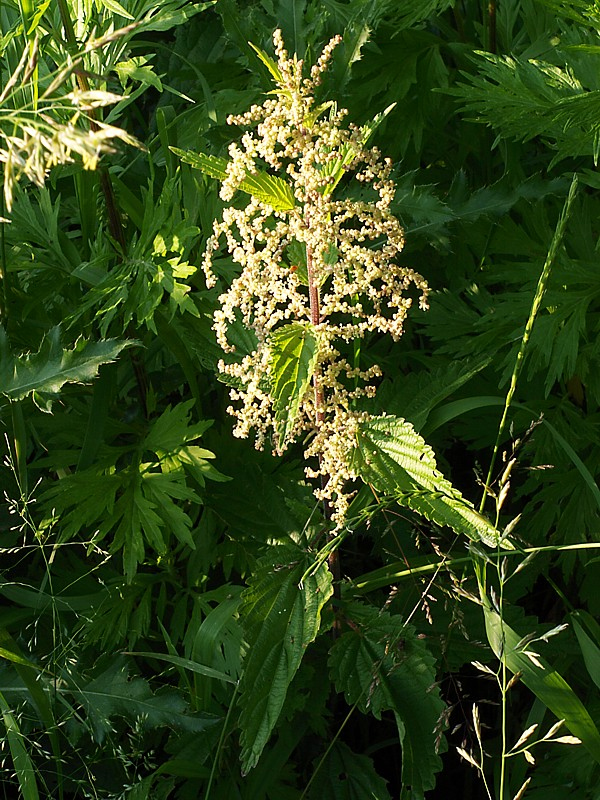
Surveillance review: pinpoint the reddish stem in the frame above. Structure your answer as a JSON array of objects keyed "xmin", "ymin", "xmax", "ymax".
[{"xmin": 306, "ymin": 240, "xmax": 341, "ymax": 628}]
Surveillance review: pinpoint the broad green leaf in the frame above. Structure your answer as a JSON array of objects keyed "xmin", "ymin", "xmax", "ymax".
[
  {"xmin": 352, "ymin": 415, "xmax": 510, "ymax": 548},
  {"xmin": 268, "ymin": 323, "xmax": 318, "ymax": 447},
  {"xmin": 71, "ymin": 656, "xmax": 218, "ymax": 744},
  {"xmin": 307, "ymin": 741, "xmax": 391, "ymax": 800},
  {"xmin": 484, "ymin": 605, "xmax": 600, "ymax": 763},
  {"xmin": 238, "ymin": 545, "xmax": 332, "ymax": 773},
  {"xmin": 170, "ymin": 148, "xmax": 296, "ymax": 211},
  {"xmin": 0, "ymin": 326, "xmax": 133, "ymax": 411},
  {"xmin": 329, "ymin": 604, "xmax": 446, "ymax": 797},
  {"xmin": 0, "ymin": 689, "xmax": 39, "ymax": 800}
]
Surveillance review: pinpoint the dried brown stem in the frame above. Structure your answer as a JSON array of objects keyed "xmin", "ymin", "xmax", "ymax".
[
  {"xmin": 488, "ymin": 0, "xmax": 497, "ymax": 54},
  {"xmin": 56, "ymin": 1, "xmax": 147, "ymax": 416}
]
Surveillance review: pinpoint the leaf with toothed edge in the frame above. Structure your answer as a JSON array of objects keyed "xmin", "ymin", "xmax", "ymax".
[
  {"xmin": 268, "ymin": 323, "xmax": 318, "ymax": 448},
  {"xmin": 169, "ymin": 148, "xmax": 296, "ymax": 211},
  {"xmin": 351, "ymin": 415, "xmax": 511, "ymax": 548},
  {"xmin": 0, "ymin": 326, "xmax": 134, "ymax": 412},
  {"xmin": 237, "ymin": 546, "xmax": 332, "ymax": 773}
]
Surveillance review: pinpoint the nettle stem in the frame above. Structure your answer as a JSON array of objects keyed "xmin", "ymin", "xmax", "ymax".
[{"xmin": 305, "ymin": 240, "xmax": 341, "ymax": 602}]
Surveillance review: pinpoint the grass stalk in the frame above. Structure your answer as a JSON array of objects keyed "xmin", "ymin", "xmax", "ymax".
[{"xmin": 479, "ymin": 174, "xmax": 578, "ymax": 514}]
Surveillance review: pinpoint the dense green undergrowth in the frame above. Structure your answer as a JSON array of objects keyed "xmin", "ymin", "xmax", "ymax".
[{"xmin": 1, "ymin": 1, "xmax": 600, "ymax": 798}]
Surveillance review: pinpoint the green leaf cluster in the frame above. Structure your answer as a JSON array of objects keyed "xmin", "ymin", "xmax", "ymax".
[
  {"xmin": 42, "ymin": 401, "xmax": 227, "ymax": 579},
  {"xmin": 2, "ymin": 0, "xmax": 600, "ymax": 798}
]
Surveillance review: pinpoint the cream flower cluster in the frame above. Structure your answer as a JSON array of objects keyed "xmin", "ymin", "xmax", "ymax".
[{"xmin": 203, "ymin": 30, "xmax": 429, "ymax": 527}]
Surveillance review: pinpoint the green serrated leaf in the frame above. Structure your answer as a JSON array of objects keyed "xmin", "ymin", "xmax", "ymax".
[
  {"xmin": 238, "ymin": 171, "xmax": 297, "ymax": 210},
  {"xmin": 321, "ymin": 103, "xmax": 396, "ymax": 197},
  {"xmin": 268, "ymin": 323, "xmax": 318, "ymax": 447},
  {"xmin": 170, "ymin": 149, "xmax": 228, "ymax": 181},
  {"xmin": 352, "ymin": 415, "xmax": 509, "ymax": 548},
  {"xmin": 0, "ymin": 327, "xmax": 133, "ymax": 410},
  {"xmin": 308, "ymin": 741, "xmax": 391, "ymax": 800},
  {"xmin": 248, "ymin": 41, "xmax": 284, "ymax": 84},
  {"xmin": 329, "ymin": 604, "xmax": 446, "ymax": 797},
  {"xmin": 143, "ymin": 400, "xmax": 212, "ymax": 455},
  {"xmin": 170, "ymin": 148, "xmax": 296, "ymax": 211},
  {"xmin": 238, "ymin": 546, "xmax": 332, "ymax": 773}
]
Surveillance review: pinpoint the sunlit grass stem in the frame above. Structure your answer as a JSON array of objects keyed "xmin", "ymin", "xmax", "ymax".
[{"xmin": 479, "ymin": 174, "xmax": 578, "ymax": 514}]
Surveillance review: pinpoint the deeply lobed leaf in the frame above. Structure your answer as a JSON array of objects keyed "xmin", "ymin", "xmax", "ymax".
[
  {"xmin": 0, "ymin": 326, "xmax": 133, "ymax": 411},
  {"xmin": 329, "ymin": 604, "xmax": 446, "ymax": 797}
]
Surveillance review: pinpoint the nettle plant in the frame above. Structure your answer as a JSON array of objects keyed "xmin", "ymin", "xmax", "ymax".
[
  {"xmin": 170, "ymin": 34, "xmax": 519, "ymax": 784},
  {"xmin": 175, "ymin": 31, "xmax": 507, "ymax": 552}
]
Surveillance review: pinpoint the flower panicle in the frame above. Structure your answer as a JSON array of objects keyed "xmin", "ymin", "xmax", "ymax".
[{"xmin": 204, "ymin": 30, "xmax": 429, "ymax": 527}]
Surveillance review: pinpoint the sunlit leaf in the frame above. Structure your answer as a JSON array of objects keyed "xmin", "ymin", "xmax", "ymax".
[
  {"xmin": 0, "ymin": 326, "xmax": 134, "ymax": 411},
  {"xmin": 484, "ymin": 605, "xmax": 600, "ymax": 763},
  {"xmin": 268, "ymin": 322, "xmax": 318, "ymax": 447},
  {"xmin": 352, "ymin": 415, "xmax": 510, "ymax": 548},
  {"xmin": 170, "ymin": 148, "xmax": 296, "ymax": 211}
]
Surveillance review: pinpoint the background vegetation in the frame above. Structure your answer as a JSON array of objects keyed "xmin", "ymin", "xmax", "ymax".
[{"xmin": 1, "ymin": 0, "xmax": 600, "ymax": 798}]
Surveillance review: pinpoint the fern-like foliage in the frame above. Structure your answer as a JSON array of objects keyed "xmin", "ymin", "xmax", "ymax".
[
  {"xmin": 70, "ymin": 655, "xmax": 218, "ymax": 743},
  {"xmin": 307, "ymin": 741, "xmax": 392, "ymax": 799},
  {"xmin": 42, "ymin": 401, "xmax": 228, "ymax": 579},
  {"xmin": 450, "ymin": 50, "xmax": 600, "ymax": 162}
]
